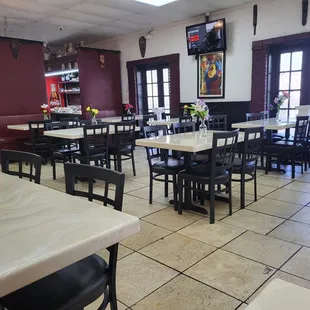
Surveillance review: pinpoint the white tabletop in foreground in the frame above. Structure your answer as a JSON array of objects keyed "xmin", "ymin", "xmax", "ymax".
[
  {"xmin": 232, "ymin": 118, "xmax": 296, "ymax": 130},
  {"xmin": 147, "ymin": 118, "xmax": 180, "ymax": 126},
  {"xmin": 245, "ymin": 279, "xmax": 310, "ymax": 310},
  {"xmin": 136, "ymin": 131, "xmax": 245, "ymax": 153},
  {"xmin": 0, "ymin": 173, "xmax": 140, "ymax": 297}
]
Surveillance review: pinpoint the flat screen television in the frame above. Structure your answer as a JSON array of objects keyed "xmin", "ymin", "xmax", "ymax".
[{"xmin": 185, "ymin": 19, "xmax": 227, "ymax": 56}]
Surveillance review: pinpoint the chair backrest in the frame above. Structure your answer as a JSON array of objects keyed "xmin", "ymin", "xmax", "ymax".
[
  {"xmin": 64, "ymin": 163, "xmax": 125, "ymax": 211},
  {"xmin": 294, "ymin": 116, "xmax": 309, "ymax": 145},
  {"xmin": 172, "ymin": 122, "xmax": 196, "ymax": 134},
  {"xmin": 1, "ymin": 149, "xmax": 42, "ymax": 184},
  {"xmin": 82, "ymin": 124, "xmax": 110, "ymax": 163},
  {"xmin": 113, "ymin": 121, "xmax": 136, "ymax": 152},
  {"xmin": 59, "ymin": 117, "xmax": 80, "ymax": 128},
  {"xmin": 246, "ymin": 113, "xmax": 264, "ymax": 122},
  {"xmin": 121, "ymin": 114, "xmax": 135, "ymax": 121},
  {"xmin": 240, "ymin": 127, "xmax": 264, "ymax": 172},
  {"xmin": 207, "ymin": 114, "xmax": 227, "ymax": 131},
  {"xmin": 179, "ymin": 116, "xmax": 193, "ymax": 123},
  {"xmin": 80, "ymin": 119, "xmax": 102, "ymax": 126},
  {"xmin": 162, "ymin": 113, "xmax": 171, "ymax": 120},
  {"xmin": 210, "ymin": 130, "xmax": 239, "ymax": 179},
  {"xmin": 142, "ymin": 114, "xmax": 157, "ymax": 127},
  {"xmin": 143, "ymin": 125, "xmax": 168, "ymax": 165},
  {"xmin": 45, "ymin": 121, "xmax": 69, "ymax": 131},
  {"xmin": 28, "ymin": 120, "xmax": 52, "ymax": 142}
]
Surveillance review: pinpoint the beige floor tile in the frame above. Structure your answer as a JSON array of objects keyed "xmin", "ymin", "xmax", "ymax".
[
  {"xmin": 140, "ymin": 233, "xmax": 215, "ymax": 272},
  {"xmin": 247, "ymin": 197, "xmax": 303, "ymax": 219},
  {"xmin": 179, "ymin": 219, "xmax": 246, "ymax": 247},
  {"xmin": 126, "ymin": 186, "xmax": 171, "ymax": 200},
  {"xmin": 283, "ymin": 181, "xmax": 310, "ymax": 193},
  {"xmin": 153, "ymin": 195, "xmax": 175, "ymax": 206},
  {"xmin": 291, "ymin": 207, "xmax": 310, "ymax": 225},
  {"xmin": 132, "ymin": 275, "xmax": 240, "ymax": 310},
  {"xmin": 121, "ymin": 220, "xmax": 171, "ymax": 251},
  {"xmin": 123, "ymin": 181, "xmax": 148, "ymax": 193},
  {"xmin": 231, "ymin": 191, "xmax": 256, "ymax": 208},
  {"xmin": 142, "ymin": 208, "xmax": 203, "ymax": 232},
  {"xmin": 194, "ymin": 200, "xmax": 239, "ymax": 221},
  {"xmin": 269, "ymin": 220, "xmax": 310, "ymax": 247},
  {"xmin": 122, "ymin": 194, "xmax": 142, "ymax": 204},
  {"xmin": 233, "ymin": 183, "xmax": 277, "ymax": 197},
  {"xmin": 185, "ymin": 249, "xmax": 275, "ymax": 301},
  {"xmin": 281, "ymin": 247, "xmax": 310, "ymax": 280},
  {"xmin": 116, "ymin": 252, "xmax": 178, "ymax": 307},
  {"xmin": 248, "ymin": 270, "xmax": 310, "ymax": 303},
  {"xmin": 266, "ymin": 171, "xmax": 302, "ymax": 179},
  {"xmin": 43, "ymin": 179, "xmax": 66, "ymax": 193},
  {"xmin": 223, "ymin": 231, "xmax": 300, "ymax": 268},
  {"xmin": 266, "ymin": 188, "xmax": 310, "ymax": 205},
  {"xmin": 222, "ymin": 210, "xmax": 285, "ymax": 235},
  {"xmin": 297, "ymin": 173, "xmax": 310, "ymax": 183},
  {"xmin": 122, "ymin": 199, "xmax": 167, "ymax": 218},
  {"xmin": 236, "ymin": 304, "xmax": 248, "ymax": 310},
  {"xmin": 256, "ymin": 175, "xmax": 292, "ymax": 188},
  {"xmin": 97, "ymin": 244, "xmax": 134, "ymax": 261},
  {"xmin": 86, "ymin": 297, "xmax": 127, "ymax": 310}
]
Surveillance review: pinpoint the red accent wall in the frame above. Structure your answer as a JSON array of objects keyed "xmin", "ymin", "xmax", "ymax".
[
  {"xmin": 0, "ymin": 38, "xmax": 47, "ymax": 144},
  {"xmin": 78, "ymin": 49, "xmax": 122, "ymax": 119}
]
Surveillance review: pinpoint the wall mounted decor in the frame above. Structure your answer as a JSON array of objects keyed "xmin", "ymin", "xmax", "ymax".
[
  {"xmin": 139, "ymin": 36, "xmax": 146, "ymax": 58},
  {"xmin": 197, "ymin": 51, "xmax": 225, "ymax": 99},
  {"xmin": 253, "ymin": 4, "xmax": 258, "ymax": 35},
  {"xmin": 302, "ymin": 0, "xmax": 309, "ymax": 26},
  {"xmin": 10, "ymin": 40, "xmax": 19, "ymax": 59}
]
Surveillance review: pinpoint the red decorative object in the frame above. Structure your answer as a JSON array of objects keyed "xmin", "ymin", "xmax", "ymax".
[
  {"xmin": 100, "ymin": 54, "xmax": 105, "ymax": 69},
  {"xmin": 124, "ymin": 103, "xmax": 133, "ymax": 111}
]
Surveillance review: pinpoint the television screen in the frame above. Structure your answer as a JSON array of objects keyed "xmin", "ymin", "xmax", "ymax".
[{"xmin": 186, "ymin": 19, "xmax": 226, "ymax": 55}]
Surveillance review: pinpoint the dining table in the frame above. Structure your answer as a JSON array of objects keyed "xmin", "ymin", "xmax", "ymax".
[
  {"xmin": 245, "ymin": 279, "xmax": 310, "ymax": 309},
  {"xmin": 0, "ymin": 173, "xmax": 140, "ymax": 298},
  {"xmin": 147, "ymin": 117, "xmax": 180, "ymax": 127},
  {"xmin": 136, "ymin": 130, "xmax": 246, "ymax": 214}
]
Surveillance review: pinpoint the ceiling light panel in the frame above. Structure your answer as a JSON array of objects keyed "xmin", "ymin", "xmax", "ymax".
[{"xmin": 135, "ymin": 0, "xmax": 178, "ymax": 7}]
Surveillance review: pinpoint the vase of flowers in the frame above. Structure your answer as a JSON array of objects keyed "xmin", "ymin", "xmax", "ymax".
[
  {"xmin": 40, "ymin": 103, "xmax": 50, "ymax": 120},
  {"xmin": 124, "ymin": 103, "xmax": 134, "ymax": 114},
  {"xmin": 184, "ymin": 99, "xmax": 209, "ymax": 137},
  {"xmin": 270, "ymin": 91, "xmax": 290, "ymax": 122},
  {"xmin": 86, "ymin": 106, "xmax": 99, "ymax": 125}
]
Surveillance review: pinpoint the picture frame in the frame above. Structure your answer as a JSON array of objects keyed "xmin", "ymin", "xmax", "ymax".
[{"xmin": 197, "ymin": 51, "xmax": 225, "ymax": 99}]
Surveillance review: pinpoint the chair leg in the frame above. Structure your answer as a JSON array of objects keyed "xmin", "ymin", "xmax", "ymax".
[
  {"xmin": 131, "ymin": 151, "xmax": 136, "ymax": 176},
  {"xmin": 254, "ymin": 171, "xmax": 258, "ymax": 202},
  {"xmin": 209, "ymin": 184, "xmax": 215, "ymax": 224},
  {"xmin": 292, "ymin": 153, "xmax": 296, "ymax": 179},
  {"xmin": 164, "ymin": 175, "xmax": 169, "ymax": 197},
  {"xmin": 200, "ymin": 184, "xmax": 205, "ymax": 206},
  {"xmin": 173, "ymin": 174, "xmax": 178, "ymax": 211},
  {"xmin": 240, "ymin": 176, "xmax": 245, "ymax": 209},
  {"xmin": 265, "ymin": 152, "xmax": 269, "ymax": 175},
  {"xmin": 178, "ymin": 176, "xmax": 183, "ymax": 215},
  {"xmin": 52, "ymin": 158, "xmax": 56, "ymax": 180},
  {"xmin": 149, "ymin": 175, "xmax": 153, "ymax": 204},
  {"xmin": 228, "ymin": 178, "xmax": 233, "ymax": 216},
  {"xmin": 193, "ymin": 182, "xmax": 197, "ymax": 202},
  {"xmin": 117, "ymin": 155, "xmax": 122, "ymax": 172},
  {"xmin": 108, "ymin": 244, "xmax": 118, "ymax": 310}
]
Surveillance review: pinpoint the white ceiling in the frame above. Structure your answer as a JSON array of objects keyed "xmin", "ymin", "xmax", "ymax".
[{"xmin": 0, "ymin": 0, "xmax": 250, "ymax": 45}]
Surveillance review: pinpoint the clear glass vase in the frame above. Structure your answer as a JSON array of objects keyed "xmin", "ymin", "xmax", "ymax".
[
  {"xmin": 199, "ymin": 119, "xmax": 208, "ymax": 137},
  {"xmin": 127, "ymin": 109, "xmax": 131, "ymax": 115},
  {"xmin": 92, "ymin": 115, "xmax": 97, "ymax": 125},
  {"xmin": 276, "ymin": 111, "xmax": 281, "ymax": 122},
  {"xmin": 43, "ymin": 113, "xmax": 49, "ymax": 120}
]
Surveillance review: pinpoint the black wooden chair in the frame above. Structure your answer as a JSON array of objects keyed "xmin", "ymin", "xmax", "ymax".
[
  {"xmin": 0, "ymin": 163, "xmax": 125, "ymax": 310},
  {"xmin": 80, "ymin": 119, "xmax": 103, "ymax": 126},
  {"xmin": 178, "ymin": 130, "xmax": 239, "ymax": 224},
  {"xmin": 232, "ymin": 127, "xmax": 264, "ymax": 209},
  {"xmin": 1, "ymin": 149, "xmax": 41, "ymax": 184},
  {"xmin": 24, "ymin": 120, "xmax": 52, "ymax": 164},
  {"xmin": 142, "ymin": 113, "xmax": 157, "ymax": 127},
  {"xmin": 172, "ymin": 122, "xmax": 196, "ymax": 134},
  {"xmin": 73, "ymin": 124, "xmax": 110, "ymax": 168},
  {"xmin": 143, "ymin": 126, "xmax": 185, "ymax": 208},
  {"xmin": 265, "ymin": 116, "xmax": 309, "ymax": 178},
  {"xmin": 121, "ymin": 114, "xmax": 135, "ymax": 121},
  {"xmin": 179, "ymin": 116, "xmax": 193, "ymax": 123},
  {"xmin": 207, "ymin": 114, "xmax": 227, "ymax": 131},
  {"xmin": 109, "ymin": 121, "xmax": 136, "ymax": 175},
  {"xmin": 46, "ymin": 121, "xmax": 80, "ymax": 180},
  {"xmin": 59, "ymin": 117, "xmax": 80, "ymax": 128},
  {"xmin": 246, "ymin": 113, "xmax": 264, "ymax": 121}
]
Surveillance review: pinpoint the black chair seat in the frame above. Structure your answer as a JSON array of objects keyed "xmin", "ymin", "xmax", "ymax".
[
  {"xmin": 233, "ymin": 157, "xmax": 256, "ymax": 170},
  {"xmin": 274, "ymin": 140, "xmax": 303, "ymax": 147},
  {"xmin": 24, "ymin": 141, "xmax": 47, "ymax": 148},
  {"xmin": 109, "ymin": 145, "xmax": 131, "ymax": 154},
  {"xmin": 180, "ymin": 164, "xmax": 229, "ymax": 182},
  {"xmin": 1, "ymin": 255, "xmax": 109, "ymax": 310},
  {"xmin": 73, "ymin": 151, "xmax": 107, "ymax": 160},
  {"xmin": 153, "ymin": 158, "xmax": 185, "ymax": 172},
  {"xmin": 192, "ymin": 154, "xmax": 209, "ymax": 163}
]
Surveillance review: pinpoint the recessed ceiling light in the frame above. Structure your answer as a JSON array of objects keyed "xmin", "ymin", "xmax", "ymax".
[{"xmin": 135, "ymin": 0, "xmax": 178, "ymax": 7}]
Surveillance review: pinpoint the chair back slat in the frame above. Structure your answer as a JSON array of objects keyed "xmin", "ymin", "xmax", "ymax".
[
  {"xmin": 1, "ymin": 149, "xmax": 42, "ymax": 184},
  {"xmin": 64, "ymin": 163, "xmax": 125, "ymax": 211},
  {"xmin": 211, "ymin": 130, "xmax": 239, "ymax": 178},
  {"xmin": 294, "ymin": 116, "xmax": 309, "ymax": 145},
  {"xmin": 172, "ymin": 122, "xmax": 196, "ymax": 134},
  {"xmin": 207, "ymin": 114, "xmax": 227, "ymax": 131}
]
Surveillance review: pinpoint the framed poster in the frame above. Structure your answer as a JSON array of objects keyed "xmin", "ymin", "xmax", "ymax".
[{"xmin": 198, "ymin": 51, "xmax": 225, "ymax": 99}]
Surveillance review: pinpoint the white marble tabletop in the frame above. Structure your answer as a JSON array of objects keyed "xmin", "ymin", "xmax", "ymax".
[
  {"xmin": 7, "ymin": 124, "xmax": 44, "ymax": 131},
  {"xmin": 245, "ymin": 279, "xmax": 310, "ymax": 310},
  {"xmin": 0, "ymin": 173, "xmax": 140, "ymax": 297},
  {"xmin": 136, "ymin": 130, "xmax": 245, "ymax": 153},
  {"xmin": 44, "ymin": 125, "xmax": 140, "ymax": 140},
  {"xmin": 232, "ymin": 118, "xmax": 296, "ymax": 130},
  {"xmin": 147, "ymin": 118, "xmax": 180, "ymax": 126},
  {"xmin": 101, "ymin": 115, "xmax": 144, "ymax": 122}
]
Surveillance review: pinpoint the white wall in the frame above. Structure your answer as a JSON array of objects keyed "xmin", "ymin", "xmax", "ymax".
[{"xmin": 93, "ymin": 0, "xmax": 310, "ymax": 104}]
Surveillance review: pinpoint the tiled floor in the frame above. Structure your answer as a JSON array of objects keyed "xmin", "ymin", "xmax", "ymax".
[{"xmin": 36, "ymin": 148, "xmax": 310, "ymax": 309}]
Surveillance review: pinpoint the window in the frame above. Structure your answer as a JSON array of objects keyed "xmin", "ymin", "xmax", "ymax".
[
  {"xmin": 278, "ymin": 51, "xmax": 303, "ymax": 119},
  {"xmin": 137, "ymin": 63, "xmax": 170, "ymax": 114}
]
